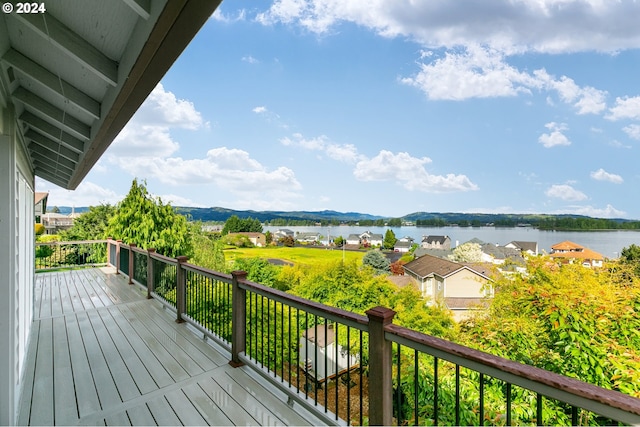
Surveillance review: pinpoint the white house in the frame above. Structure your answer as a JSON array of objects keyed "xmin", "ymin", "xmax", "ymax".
[
  {"xmin": 300, "ymin": 324, "xmax": 359, "ymax": 385},
  {"xmin": 0, "ymin": 3, "xmax": 221, "ymax": 423}
]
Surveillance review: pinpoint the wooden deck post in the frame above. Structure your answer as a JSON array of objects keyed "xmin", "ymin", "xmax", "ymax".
[
  {"xmin": 128, "ymin": 243, "xmax": 136, "ymax": 284},
  {"xmin": 175, "ymin": 256, "xmax": 188, "ymax": 323},
  {"xmin": 366, "ymin": 306, "xmax": 396, "ymax": 426},
  {"xmin": 106, "ymin": 238, "xmax": 112, "ymax": 266},
  {"xmin": 146, "ymin": 248, "xmax": 155, "ymax": 299},
  {"xmin": 115, "ymin": 240, "xmax": 122, "ymax": 274},
  {"xmin": 229, "ymin": 270, "xmax": 248, "ymax": 367}
]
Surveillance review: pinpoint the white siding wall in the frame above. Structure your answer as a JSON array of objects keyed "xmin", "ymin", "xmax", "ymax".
[{"xmin": 0, "ymin": 105, "xmax": 35, "ymax": 425}]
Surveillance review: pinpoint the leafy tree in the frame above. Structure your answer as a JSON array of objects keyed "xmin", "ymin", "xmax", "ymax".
[
  {"xmin": 265, "ymin": 230, "xmax": 273, "ymax": 245},
  {"xmin": 620, "ymin": 244, "xmax": 640, "ymax": 276},
  {"xmin": 222, "ymin": 215, "xmax": 262, "ymax": 234},
  {"xmin": 333, "ymin": 235, "xmax": 344, "ymax": 246},
  {"xmin": 279, "ymin": 235, "xmax": 295, "ymax": 247},
  {"xmin": 222, "ymin": 233, "xmax": 253, "ymax": 248},
  {"xmin": 35, "ymin": 223, "xmax": 45, "ymax": 236},
  {"xmin": 231, "ymin": 257, "xmax": 278, "ymax": 288},
  {"xmin": 390, "ymin": 259, "xmax": 406, "ymax": 275},
  {"xmin": 106, "ymin": 179, "xmax": 192, "ymax": 258},
  {"xmin": 362, "ymin": 249, "xmax": 390, "ymax": 274},
  {"xmin": 388, "ymin": 218, "xmax": 402, "ymax": 227},
  {"xmin": 383, "ymin": 229, "xmax": 397, "ymax": 250},
  {"xmin": 448, "ymin": 242, "xmax": 483, "ymax": 263},
  {"xmin": 190, "ymin": 223, "xmax": 226, "ymax": 272},
  {"xmin": 61, "ymin": 204, "xmax": 115, "ymax": 241}
]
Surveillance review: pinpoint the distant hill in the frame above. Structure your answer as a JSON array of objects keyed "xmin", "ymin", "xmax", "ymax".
[{"xmin": 52, "ymin": 206, "xmax": 639, "ymax": 230}]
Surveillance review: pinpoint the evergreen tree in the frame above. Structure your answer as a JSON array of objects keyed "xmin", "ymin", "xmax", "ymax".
[
  {"xmin": 106, "ymin": 179, "xmax": 192, "ymax": 258},
  {"xmin": 383, "ymin": 229, "xmax": 397, "ymax": 250}
]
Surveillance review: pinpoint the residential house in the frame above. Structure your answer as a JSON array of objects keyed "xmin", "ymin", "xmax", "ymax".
[
  {"xmin": 550, "ymin": 241, "xmax": 604, "ymax": 268},
  {"xmin": 34, "ymin": 192, "xmax": 48, "ymax": 223},
  {"xmin": 360, "ymin": 231, "xmax": 383, "ymax": 247},
  {"xmin": 403, "ymin": 254, "xmax": 493, "ymax": 321},
  {"xmin": 0, "ymin": 2, "xmax": 220, "ymax": 423},
  {"xmin": 479, "ymin": 243, "xmax": 525, "ymax": 266},
  {"xmin": 394, "ymin": 236, "xmax": 414, "ymax": 253},
  {"xmin": 300, "ymin": 324, "xmax": 359, "ymax": 385},
  {"xmin": 42, "ymin": 212, "xmax": 76, "ymax": 234},
  {"xmin": 504, "ymin": 241, "xmax": 539, "ymax": 256},
  {"xmin": 346, "ymin": 234, "xmax": 362, "ymax": 245},
  {"xmin": 296, "ymin": 232, "xmax": 321, "ymax": 243},
  {"xmin": 228, "ymin": 232, "xmax": 267, "ymax": 247},
  {"xmin": 421, "ymin": 235, "xmax": 452, "ymax": 250},
  {"xmin": 273, "ymin": 228, "xmax": 294, "ymax": 240}
]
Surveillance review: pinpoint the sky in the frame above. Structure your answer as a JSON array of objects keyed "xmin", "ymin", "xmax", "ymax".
[{"xmin": 37, "ymin": 0, "xmax": 640, "ymax": 219}]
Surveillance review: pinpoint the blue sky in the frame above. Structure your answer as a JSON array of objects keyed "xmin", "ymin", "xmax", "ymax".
[{"xmin": 38, "ymin": 1, "xmax": 640, "ymax": 219}]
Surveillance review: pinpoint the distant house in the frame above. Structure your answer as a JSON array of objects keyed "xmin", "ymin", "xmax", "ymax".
[
  {"xmin": 394, "ymin": 236, "xmax": 414, "ymax": 253},
  {"xmin": 550, "ymin": 241, "xmax": 604, "ymax": 268},
  {"xmin": 504, "ymin": 241, "xmax": 538, "ymax": 256},
  {"xmin": 296, "ymin": 232, "xmax": 321, "ymax": 244},
  {"xmin": 346, "ymin": 234, "xmax": 361, "ymax": 245},
  {"xmin": 227, "ymin": 232, "xmax": 266, "ymax": 247},
  {"xmin": 34, "ymin": 192, "xmax": 48, "ymax": 224},
  {"xmin": 42, "ymin": 212, "xmax": 75, "ymax": 234},
  {"xmin": 273, "ymin": 229, "xmax": 294, "ymax": 240},
  {"xmin": 201, "ymin": 224, "xmax": 223, "ymax": 233},
  {"xmin": 403, "ymin": 254, "xmax": 493, "ymax": 321},
  {"xmin": 300, "ymin": 324, "xmax": 359, "ymax": 385},
  {"xmin": 479, "ymin": 243, "xmax": 525, "ymax": 266},
  {"xmin": 360, "ymin": 231, "xmax": 383, "ymax": 247},
  {"xmin": 421, "ymin": 235, "xmax": 451, "ymax": 250}
]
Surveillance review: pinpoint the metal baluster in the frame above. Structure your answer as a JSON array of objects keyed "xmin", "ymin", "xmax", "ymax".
[
  {"xmin": 455, "ymin": 365, "xmax": 460, "ymax": 427},
  {"xmin": 415, "ymin": 350, "xmax": 419, "ymax": 426},
  {"xmin": 506, "ymin": 383, "xmax": 512, "ymax": 426},
  {"xmin": 434, "ymin": 356, "xmax": 439, "ymax": 426},
  {"xmin": 536, "ymin": 393, "xmax": 543, "ymax": 426},
  {"xmin": 479, "ymin": 373, "xmax": 484, "ymax": 426}
]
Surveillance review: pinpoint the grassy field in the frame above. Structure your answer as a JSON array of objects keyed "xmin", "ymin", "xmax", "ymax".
[{"xmin": 223, "ymin": 246, "xmax": 366, "ymax": 267}]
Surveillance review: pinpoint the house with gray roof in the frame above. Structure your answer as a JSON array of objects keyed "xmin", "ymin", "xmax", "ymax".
[
  {"xmin": 421, "ymin": 235, "xmax": 451, "ymax": 250},
  {"xmin": 504, "ymin": 241, "xmax": 539, "ymax": 256}
]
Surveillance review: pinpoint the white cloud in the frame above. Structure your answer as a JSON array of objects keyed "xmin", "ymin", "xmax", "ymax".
[
  {"xmin": 560, "ymin": 204, "xmax": 626, "ymax": 219},
  {"xmin": 109, "ymin": 84, "xmax": 205, "ymax": 157},
  {"xmin": 256, "ymin": 1, "xmax": 640, "ymax": 53},
  {"xmin": 253, "ymin": 106, "xmax": 268, "ymax": 114},
  {"xmin": 538, "ymin": 122, "xmax": 571, "ymax": 148},
  {"xmin": 35, "ymin": 179, "xmax": 122, "ymax": 207},
  {"xmin": 545, "ymin": 184, "xmax": 587, "ymax": 201},
  {"xmin": 606, "ymin": 96, "xmax": 640, "ymax": 121},
  {"xmin": 111, "ymin": 147, "xmax": 302, "ymax": 201},
  {"xmin": 242, "ymin": 55, "xmax": 260, "ymax": 64},
  {"xmin": 590, "ymin": 168, "xmax": 623, "ymax": 184},
  {"xmin": 159, "ymin": 194, "xmax": 204, "ymax": 207},
  {"xmin": 623, "ymin": 124, "xmax": 640, "ymax": 140},
  {"xmin": 354, "ymin": 150, "xmax": 478, "ymax": 193},
  {"xmin": 211, "ymin": 8, "xmax": 246, "ymax": 23},
  {"xmin": 280, "ymin": 133, "xmax": 361, "ymax": 163}
]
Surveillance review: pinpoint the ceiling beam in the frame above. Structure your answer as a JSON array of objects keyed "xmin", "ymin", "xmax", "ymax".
[
  {"xmin": 12, "ymin": 86, "xmax": 91, "ymax": 141},
  {"xmin": 31, "ymin": 150, "xmax": 75, "ymax": 174},
  {"xmin": 33, "ymin": 159, "xmax": 72, "ymax": 180},
  {"xmin": 2, "ymin": 49, "xmax": 100, "ymax": 120},
  {"xmin": 20, "ymin": 111, "xmax": 85, "ymax": 154},
  {"xmin": 11, "ymin": 12, "xmax": 118, "ymax": 86},
  {"xmin": 30, "ymin": 144, "xmax": 77, "ymax": 171},
  {"xmin": 122, "ymin": 0, "xmax": 151, "ymax": 20},
  {"xmin": 33, "ymin": 167, "xmax": 70, "ymax": 188},
  {"xmin": 26, "ymin": 130, "xmax": 80, "ymax": 163}
]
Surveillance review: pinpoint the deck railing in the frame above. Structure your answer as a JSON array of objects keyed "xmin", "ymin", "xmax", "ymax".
[
  {"xmin": 100, "ymin": 238, "xmax": 640, "ymax": 425},
  {"xmin": 35, "ymin": 239, "xmax": 107, "ymax": 271}
]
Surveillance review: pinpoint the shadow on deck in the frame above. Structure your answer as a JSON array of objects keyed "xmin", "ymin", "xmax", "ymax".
[{"xmin": 18, "ymin": 267, "xmax": 321, "ymax": 426}]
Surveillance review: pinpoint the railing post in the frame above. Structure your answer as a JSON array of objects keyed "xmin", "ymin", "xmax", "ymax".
[
  {"xmin": 229, "ymin": 270, "xmax": 248, "ymax": 367},
  {"xmin": 107, "ymin": 238, "xmax": 112, "ymax": 266},
  {"xmin": 175, "ymin": 256, "xmax": 188, "ymax": 323},
  {"xmin": 128, "ymin": 243, "xmax": 136, "ymax": 284},
  {"xmin": 146, "ymin": 248, "xmax": 155, "ymax": 299},
  {"xmin": 366, "ymin": 306, "xmax": 396, "ymax": 426},
  {"xmin": 115, "ymin": 240, "xmax": 122, "ymax": 274}
]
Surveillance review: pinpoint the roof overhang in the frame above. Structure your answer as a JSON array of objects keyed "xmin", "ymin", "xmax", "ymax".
[{"xmin": 0, "ymin": 0, "xmax": 222, "ymax": 189}]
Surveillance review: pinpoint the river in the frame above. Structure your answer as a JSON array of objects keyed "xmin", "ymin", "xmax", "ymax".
[{"xmin": 263, "ymin": 225, "xmax": 640, "ymax": 258}]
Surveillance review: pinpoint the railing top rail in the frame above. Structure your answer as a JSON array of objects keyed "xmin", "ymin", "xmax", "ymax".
[
  {"xmin": 182, "ymin": 262, "xmax": 233, "ymax": 283},
  {"xmin": 238, "ymin": 276, "xmax": 369, "ymax": 331},
  {"xmin": 36, "ymin": 239, "xmax": 107, "ymax": 246},
  {"xmin": 385, "ymin": 323, "xmax": 640, "ymax": 419},
  {"xmin": 130, "ymin": 245, "xmax": 148, "ymax": 255},
  {"xmin": 149, "ymin": 251, "xmax": 178, "ymax": 265}
]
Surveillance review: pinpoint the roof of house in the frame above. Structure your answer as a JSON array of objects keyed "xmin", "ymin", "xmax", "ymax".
[
  {"xmin": 551, "ymin": 240, "xmax": 584, "ymax": 251},
  {"xmin": 35, "ymin": 192, "xmax": 48, "ymax": 205},
  {"xmin": 421, "ymin": 235, "xmax": 450, "ymax": 244},
  {"xmin": 507, "ymin": 241, "xmax": 538, "ymax": 252},
  {"xmin": 394, "ymin": 240, "xmax": 412, "ymax": 248},
  {"xmin": 404, "ymin": 253, "xmax": 494, "ymax": 281},
  {"xmin": 550, "ymin": 247, "xmax": 604, "ymax": 260},
  {"xmin": 413, "ymin": 248, "xmax": 453, "ymax": 259},
  {"xmin": 480, "ymin": 244, "xmax": 524, "ymax": 262}
]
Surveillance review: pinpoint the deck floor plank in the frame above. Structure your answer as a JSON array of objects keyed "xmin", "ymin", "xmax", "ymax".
[
  {"xmin": 65, "ymin": 313, "xmax": 102, "ymax": 418},
  {"xmin": 76, "ymin": 311, "xmax": 123, "ymax": 410},
  {"xmin": 145, "ymin": 395, "xmax": 183, "ymax": 426},
  {"xmin": 21, "ymin": 268, "xmax": 321, "ymax": 426},
  {"xmin": 52, "ymin": 316, "xmax": 79, "ymax": 424},
  {"xmin": 29, "ymin": 318, "xmax": 54, "ymax": 425},
  {"xmin": 97, "ymin": 307, "xmax": 159, "ymax": 395},
  {"xmin": 164, "ymin": 388, "xmax": 209, "ymax": 426},
  {"xmin": 87, "ymin": 308, "xmax": 141, "ymax": 402}
]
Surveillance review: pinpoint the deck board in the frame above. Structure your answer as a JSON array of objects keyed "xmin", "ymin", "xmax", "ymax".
[{"xmin": 19, "ymin": 267, "xmax": 323, "ymax": 426}]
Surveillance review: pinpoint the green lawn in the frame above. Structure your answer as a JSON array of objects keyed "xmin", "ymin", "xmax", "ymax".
[{"xmin": 223, "ymin": 246, "xmax": 365, "ymax": 267}]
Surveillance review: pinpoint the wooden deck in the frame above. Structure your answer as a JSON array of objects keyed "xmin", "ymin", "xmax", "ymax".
[{"xmin": 18, "ymin": 267, "xmax": 321, "ymax": 426}]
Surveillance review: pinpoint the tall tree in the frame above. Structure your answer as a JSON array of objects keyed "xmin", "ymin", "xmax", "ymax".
[
  {"xmin": 448, "ymin": 242, "xmax": 483, "ymax": 263},
  {"xmin": 383, "ymin": 229, "xmax": 397, "ymax": 249},
  {"xmin": 106, "ymin": 179, "xmax": 192, "ymax": 258},
  {"xmin": 61, "ymin": 204, "xmax": 115, "ymax": 241}
]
